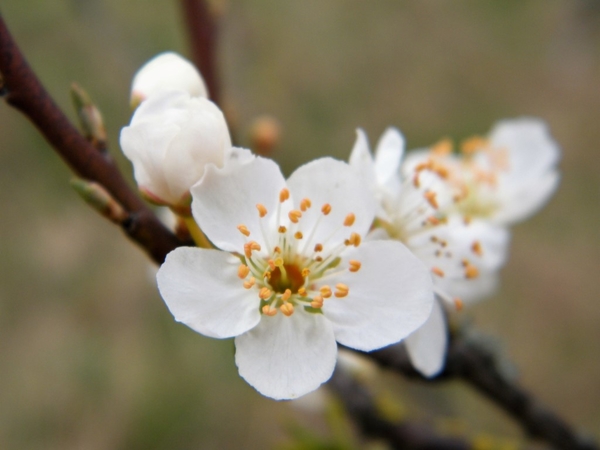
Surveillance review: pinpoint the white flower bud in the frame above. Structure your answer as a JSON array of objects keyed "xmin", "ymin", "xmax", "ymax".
[
  {"xmin": 130, "ymin": 52, "xmax": 208, "ymax": 108},
  {"xmin": 120, "ymin": 90, "xmax": 231, "ymax": 212}
]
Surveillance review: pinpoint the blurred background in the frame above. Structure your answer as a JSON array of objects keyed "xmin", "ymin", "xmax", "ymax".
[{"xmin": 0, "ymin": 0, "xmax": 599, "ymax": 448}]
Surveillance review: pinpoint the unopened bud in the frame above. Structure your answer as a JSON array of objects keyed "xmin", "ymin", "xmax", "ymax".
[
  {"xmin": 70, "ymin": 83, "xmax": 107, "ymax": 151},
  {"xmin": 248, "ymin": 115, "xmax": 281, "ymax": 156},
  {"xmin": 70, "ymin": 178, "xmax": 127, "ymax": 224}
]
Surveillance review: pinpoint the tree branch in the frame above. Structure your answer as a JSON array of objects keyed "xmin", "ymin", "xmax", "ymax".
[
  {"xmin": 328, "ymin": 367, "xmax": 473, "ymax": 450},
  {"xmin": 179, "ymin": 0, "xmax": 221, "ymax": 105},
  {"xmin": 359, "ymin": 333, "xmax": 599, "ymax": 450},
  {"xmin": 0, "ymin": 13, "xmax": 181, "ymax": 264}
]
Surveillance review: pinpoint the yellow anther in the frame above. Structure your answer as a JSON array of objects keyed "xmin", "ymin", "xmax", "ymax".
[
  {"xmin": 280, "ymin": 302, "xmax": 294, "ymax": 316},
  {"xmin": 243, "ymin": 277, "xmax": 256, "ymax": 289},
  {"xmin": 320, "ymin": 285, "xmax": 332, "ymax": 298},
  {"xmin": 314, "ymin": 243, "xmax": 323, "ymax": 252},
  {"xmin": 321, "ymin": 203, "xmax": 332, "ymax": 215},
  {"xmin": 238, "ymin": 264, "xmax": 250, "ymax": 279},
  {"xmin": 454, "ymin": 298, "xmax": 464, "ymax": 311},
  {"xmin": 294, "ymin": 231, "xmax": 303, "ymax": 239},
  {"xmin": 278, "ymin": 226, "xmax": 287, "ymax": 233},
  {"xmin": 262, "ymin": 305, "xmax": 277, "ymax": 316},
  {"xmin": 256, "ymin": 203, "xmax": 267, "ymax": 217},
  {"xmin": 471, "ymin": 241, "xmax": 483, "ymax": 256},
  {"xmin": 237, "ymin": 224, "xmax": 250, "ymax": 237},
  {"xmin": 432, "ymin": 138, "xmax": 453, "ymax": 155},
  {"xmin": 334, "ymin": 283, "xmax": 349, "ymax": 298},
  {"xmin": 461, "ymin": 136, "xmax": 487, "ymax": 155},
  {"xmin": 259, "ymin": 287, "xmax": 272, "ymax": 300},
  {"xmin": 344, "ymin": 213, "xmax": 356, "ymax": 227},
  {"xmin": 281, "ymin": 289, "xmax": 292, "ymax": 302},
  {"xmin": 268, "ymin": 259, "xmax": 276, "ymax": 270},
  {"xmin": 345, "ymin": 232, "xmax": 361, "ymax": 247},
  {"xmin": 300, "ymin": 198, "xmax": 312, "ymax": 211},
  {"xmin": 424, "ymin": 190, "xmax": 439, "ymax": 209},
  {"xmin": 311, "ymin": 295, "xmax": 324, "ymax": 308},
  {"xmin": 289, "ymin": 210, "xmax": 302, "ymax": 223},
  {"xmin": 279, "ymin": 188, "xmax": 290, "ymax": 203},
  {"xmin": 431, "ymin": 267, "xmax": 445, "ymax": 278},
  {"xmin": 273, "ymin": 246, "xmax": 282, "ymax": 253},
  {"xmin": 349, "ymin": 260, "xmax": 361, "ymax": 272},
  {"xmin": 297, "ymin": 287, "xmax": 307, "ymax": 296}
]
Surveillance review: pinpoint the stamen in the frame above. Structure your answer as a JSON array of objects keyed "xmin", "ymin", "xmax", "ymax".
[
  {"xmin": 280, "ymin": 302, "xmax": 294, "ymax": 316},
  {"xmin": 256, "ymin": 203, "xmax": 267, "ymax": 217},
  {"xmin": 300, "ymin": 198, "xmax": 312, "ymax": 211},
  {"xmin": 431, "ymin": 267, "xmax": 445, "ymax": 277},
  {"xmin": 237, "ymin": 224, "xmax": 250, "ymax": 237},
  {"xmin": 243, "ymin": 277, "xmax": 255, "ymax": 289},
  {"xmin": 334, "ymin": 283, "xmax": 349, "ymax": 298},
  {"xmin": 279, "ymin": 188, "xmax": 290, "ymax": 203},
  {"xmin": 294, "ymin": 231, "xmax": 303, "ymax": 239},
  {"xmin": 344, "ymin": 213, "xmax": 356, "ymax": 227},
  {"xmin": 320, "ymin": 286, "xmax": 332, "ymax": 298},
  {"xmin": 289, "ymin": 210, "xmax": 302, "ymax": 223},
  {"xmin": 349, "ymin": 260, "xmax": 361, "ymax": 272},
  {"xmin": 471, "ymin": 241, "xmax": 483, "ymax": 256},
  {"xmin": 314, "ymin": 243, "xmax": 323, "ymax": 252},
  {"xmin": 321, "ymin": 203, "xmax": 332, "ymax": 215},
  {"xmin": 262, "ymin": 305, "xmax": 277, "ymax": 316},
  {"xmin": 238, "ymin": 264, "xmax": 250, "ymax": 279},
  {"xmin": 259, "ymin": 287, "xmax": 273, "ymax": 300}
]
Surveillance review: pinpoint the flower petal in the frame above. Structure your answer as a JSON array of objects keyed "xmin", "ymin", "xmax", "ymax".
[
  {"xmin": 404, "ymin": 300, "xmax": 447, "ymax": 377},
  {"xmin": 286, "ymin": 158, "xmax": 375, "ymax": 250},
  {"xmin": 235, "ymin": 310, "xmax": 337, "ymax": 400},
  {"xmin": 157, "ymin": 247, "xmax": 261, "ymax": 338},
  {"xmin": 191, "ymin": 155, "xmax": 287, "ymax": 253},
  {"xmin": 323, "ymin": 240, "xmax": 434, "ymax": 351}
]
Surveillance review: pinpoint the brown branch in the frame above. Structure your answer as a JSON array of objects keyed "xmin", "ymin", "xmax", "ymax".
[
  {"xmin": 0, "ymin": 13, "xmax": 181, "ymax": 264},
  {"xmin": 358, "ymin": 333, "xmax": 599, "ymax": 450},
  {"xmin": 180, "ymin": 0, "xmax": 221, "ymax": 105},
  {"xmin": 328, "ymin": 367, "xmax": 473, "ymax": 450}
]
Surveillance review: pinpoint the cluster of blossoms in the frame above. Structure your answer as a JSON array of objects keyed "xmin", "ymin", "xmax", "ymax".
[{"xmin": 119, "ymin": 52, "xmax": 560, "ymax": 399}]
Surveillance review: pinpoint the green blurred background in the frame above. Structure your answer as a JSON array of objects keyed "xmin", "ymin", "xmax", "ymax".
[{"xmin": 0, "ymin": 1, "xmax": 599, "ymax": 448}]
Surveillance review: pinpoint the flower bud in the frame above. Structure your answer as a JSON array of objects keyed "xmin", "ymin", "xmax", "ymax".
[
  {"xmin": 130, "ymin": 52, "xmax": 208, "ymax": 109},
  {"xmin": 120, "ymin": 90, "xmax": 231, "ymax": 212}
]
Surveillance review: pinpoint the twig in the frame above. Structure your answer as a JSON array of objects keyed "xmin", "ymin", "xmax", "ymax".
[
  {"xmin": 329, "ymin": 367, "xmax": 473, "ymax": 450},
  {"xmin": 360, "ymin": 334, "xmax": 599, "ymax": 450},
  {"xmin": 0, "ymin": 13, "xmax": 181, "ymax": 264},
  {"xmin": 179, "ymin": 0, "xmax": 221, "ymax": 104}
]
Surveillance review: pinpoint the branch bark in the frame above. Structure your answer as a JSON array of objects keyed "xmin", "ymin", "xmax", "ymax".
[{"xmin": 0, "ymin": 13, "xmax": 181, "ymax": 264}]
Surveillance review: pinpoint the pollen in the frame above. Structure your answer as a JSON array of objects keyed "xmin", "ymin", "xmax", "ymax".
[
  {"xmin": 424, "ymin": 190, "xmax": 439, "ymax": 209},
  {"xmin": 281, "ymin": 289, "xmax": 292, "ymax": 301},
  {"xmin": 334, "ymin": 283, "xmax": 349, "ymax": 298},
  {"xmin": 262, "ymin": 305, "xmax": 277, "ymax": 316},
  {"xmin": 237, "ymin": 224, "xmax": 250, "ymax": 237},
  {"xmin": 259, "ymin": 287, "xmax": 272, "ymax": 300},
  {"xmin": 320, "ymin": 285, "xmax": 332, "ymax": 298},
  {"xmin": 238, "ymin": 264, "xmax": 250, "ymax": 279},
  {"xmin": 311, "ymin": 295, "xmax": 324, "ymax": 308},
  {"xmin": 294, "ymin": 231, "xmax": 303, "ymax": 239},
  {"xmin": 321, "ymin": 203, "xmax": 332, "ymax": 215},
  {"xmin": 280, "ymin": 302, "xmax": 294, "ymax": 316},
  {"xmin": 256, "ymin": 203, "xmax": 267, "ymax": 217},
  {"xmin": 345, "ymin": 232, "xmax": 361, "ymax": 247},
  {"xmin": 300, "ymin": 198, "xmax": 312, "ymax": 211},
  {"xmin": 243, "ymin": 277, "xmax": 255, "ymax": 289},
  {"xmin": 349, "ymin": 260, "xmax": 361, "ymax": 272},
  {"xmin": 471, "ymin": 241, "xmax": 483, "ymax": 256},
  {"xmin": 431, "ymin": 267, "xmax": 445, "ymax": 277},
  {"xmin": 344, "ymin": 213, "xmax": 356, "ymax": 227},
  {"xmin": 279, "ymin": 188, "xmax": 290, "ymax": 203},
  {"xmin": 314, "ymin": 243, "xmax": 323, "ymax": 252},
  {"xmin": 278, "ymin": 226, "xmax": 287, "ymax": 233},
  {"xmin": 289, "ymin": 210, "xmax": 302, "ymax": 223}
]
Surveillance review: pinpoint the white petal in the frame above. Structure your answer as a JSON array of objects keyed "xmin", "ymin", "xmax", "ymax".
[
  {"xmin": 235, "ymin": 310, "xmax": 337, "ymax": 400},
  {"xmin": 156, "ymin": 247, "xmax": 261, "ymax": 338},
  {"xmin": 286, "ymin": 158, "xmax": 375, "ymax": 250},
  {"xmin": 191, "ymin": 156, "xmax": 287, "ymax": 253},
  {"xmin": 404, "ymin": 300, "xmax": 447, "ymax": 377},
  {"xmin": 322, "ymin": 240, "xmax": 434, "ymax": 351},
  {"xmin": 374, "ymin": 127, "xmax": 404, "ymax": 191}
]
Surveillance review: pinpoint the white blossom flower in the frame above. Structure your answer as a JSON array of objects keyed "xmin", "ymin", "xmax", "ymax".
[
  {"xmin": 404, "ymin": 118, "xmax": 561, "ymax": 227},
  {"xmin": 350, "ymin": 128, "xmax": 509, "ymax": 376},
  {"xmin": 157, "ymin": 155, "xmax": 434, "ymax": 399},
  {"xmin": 120, "ymin": 90, "xmax": 231, "ymax": 212},
  {"xmin": 130, "ymin": 52, "xmax": 208, "ymax": 107}
]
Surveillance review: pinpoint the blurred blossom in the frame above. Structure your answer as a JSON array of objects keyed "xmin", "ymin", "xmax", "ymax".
[{"xmin": 157, "ymin": 154, "xmax": 434, "ymax": 399}]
